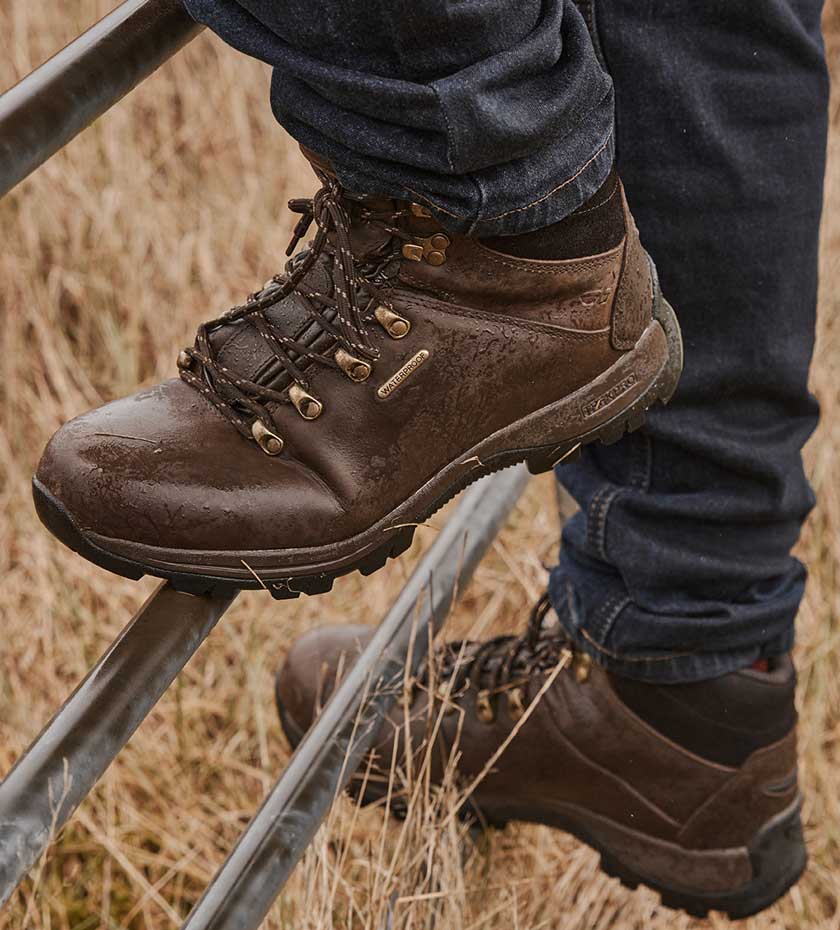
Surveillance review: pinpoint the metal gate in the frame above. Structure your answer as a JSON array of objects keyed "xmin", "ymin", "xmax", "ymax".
[{"xmin": 0, "ymin": 6, "xmax": 533, "ymax": 923}]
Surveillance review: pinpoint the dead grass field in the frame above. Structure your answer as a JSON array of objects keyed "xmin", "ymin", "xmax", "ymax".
[{"xmin": 0, "ymin": 2, "xmax": 838, "ymax": 928}]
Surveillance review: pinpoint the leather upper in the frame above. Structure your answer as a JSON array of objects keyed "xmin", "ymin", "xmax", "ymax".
[
  {"xmin": 35, "ymin": 175, "xmax": 652, "ymax": 555},
  {"xmin": 277, "ymin": 624, "xmax": 799, "ymax": 852}
]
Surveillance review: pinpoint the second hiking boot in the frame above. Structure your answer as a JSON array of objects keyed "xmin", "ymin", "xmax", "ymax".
[
  {"xmin": 276, "ymin": 599, "xmax": 805, "ymax": 919},
  {"xmin": 33, "ymin": 162, "xmax": 682, "ymax": 597}
]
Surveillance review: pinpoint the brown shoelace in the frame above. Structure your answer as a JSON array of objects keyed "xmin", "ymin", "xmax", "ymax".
[
  {"xmin": 419, "ymin": 594, "xmax": 590, "ymax": 723},
  {"xmin": 177, "ymin": 173, "xmax": 415, "ymax": 448}
]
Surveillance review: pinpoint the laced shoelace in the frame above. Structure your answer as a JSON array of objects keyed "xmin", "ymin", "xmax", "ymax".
[
  {"xmin": 418, "ymin": 593, "xmax": 591, "ymax": 723},
  {"xmin": 177, "ymin": 173, "xmax": 417, "ymax": 450}
]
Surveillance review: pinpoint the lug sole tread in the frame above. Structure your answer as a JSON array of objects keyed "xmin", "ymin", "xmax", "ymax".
[{"xmin": 462, "ymin": 794, "xmax": 805, "ymax": 920}]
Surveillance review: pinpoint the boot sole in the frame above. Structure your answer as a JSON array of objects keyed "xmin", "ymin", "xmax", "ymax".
[
  {"xmin": 483, "ymin": 795, "xmax": 806, "ymax": 920},
  {"xmin": 276, "ymin": 697, "xmax": 805, "ymax": 920},
  {"xmin": 32, "ymin": 287, "xmax": 683, "ymax": 599}
]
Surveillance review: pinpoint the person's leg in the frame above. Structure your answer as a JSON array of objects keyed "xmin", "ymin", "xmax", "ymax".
[
  {"xmin": 182, "ymin": 0, "xmax": 614, "ymax": 235},
  {"xmin": 36, "ymin": 0, "xmax": 680, "ymax": 594},
  {"xmin": 151, "ymin": 0, "xmax": 820, "ymax": 913},
  {"xmin": 552, "ymin": 0, "xmax": 830, "ymax": 682}
]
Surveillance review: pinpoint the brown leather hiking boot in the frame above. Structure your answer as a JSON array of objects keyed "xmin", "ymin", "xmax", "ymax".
[
  {"xmin": 33, "ymin": 163, "xmax": 681, "ymax": 598},
  {"xmin": 276, "ymin": 597, "xmax": 806, "ymax": 919}
]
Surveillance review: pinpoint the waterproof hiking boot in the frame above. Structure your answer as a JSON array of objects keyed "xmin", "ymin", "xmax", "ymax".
[
  {"xmin": 276, "ymin": 597, "xmax": 806, "ymax": 919},
  {"xmin": 34, "ymin": 159, "xmax": 682, "ymax": 598}
]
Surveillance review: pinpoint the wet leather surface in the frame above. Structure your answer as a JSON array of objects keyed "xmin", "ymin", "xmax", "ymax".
[
  {"xmin": 36, "ymin": 181, "xmax": 652, "ymax": 556},
  {"xmin": 278, "ymin": 625, "xmax": 798, "ymax": 870}
]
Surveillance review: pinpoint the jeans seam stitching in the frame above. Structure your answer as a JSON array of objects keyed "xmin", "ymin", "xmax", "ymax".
[
  {"xmin": 639, "ymin": 433, "xmax": 653, "ymax": 490},
  {"xmin": 403, "ymin": 188, "xmax": 463, "ymax": 219},
  {"xmin": 431, "ymin": 83, "xmax": 458, "ymax": 174},
  {"xmin": 578, "ymin": 625, "xmax": 700, "ymax": 663},
  {"xmin": 467, "ymin": 177, "xmax": 487, "ymax": 237},
  {"xmin": 589, "ymin": 592, "xmax": 627, "ymax": 641},
  {"xmin": 588, "ymin": 485, "xmax": 622, "ymax": 561},
  {"xmin": 420, "ymin": 84, "xmax": 483, "ymax": 232},
  {"xmin": 577, "ymin": 0, "xmax": 609, "ymax": 73},
  {"xmin": 628, "ymin": 432, "xmax": 653, "ymax": 490},
  {"xmin": 407, "ymin": 127, "xmax": 614, "ymax": 225},
  {"xmin": 591, "ymin": 594, "xmax": 630, "ymax": 642},
  {"xmin": 563, "ymin": 578, "xmax": 581, "ymax": 630},
  {"xmin": 585, "ymin": 487, "xmax": 608, "ymax": 556},
  {"xmin": 565, "ymin": 175, "xmax": 620, "ymax": 217},
  {"xmin": 482, "ymin": 128, "xmax": 613, "ymax": 222}
]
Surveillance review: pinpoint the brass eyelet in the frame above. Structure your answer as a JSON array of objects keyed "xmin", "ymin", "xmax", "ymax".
[
  {"xmin": 335, "ymin": 347, "xmax": 372, "ymax": 382},
  {"xmin": 475, "ymin": 690, "xmax": 495, "ymax": 725},
  {"xmin": 573, "ymin": 652, "xmax": 592, "ymax": 684},
  {"xmin": 409, "ymin": 202, "xmax": 433, "ymax": 218},
  {"xmin": 507, "ymin": 687, "xmax": 526, "ymax": 721},
  {"xmin": 401, "ymin": 234, "xmax": 450, "ymax": 266},
  {"xmin": 289, "ymin": 384, "xmax": 323, "ymax": 420},
  {"xmin": 374, "ymin": 305, "xmax": 411, "ymax": 339},
  {"xmin": 251, "ymin": 420, "xmax": 284, "ymax": 456}
]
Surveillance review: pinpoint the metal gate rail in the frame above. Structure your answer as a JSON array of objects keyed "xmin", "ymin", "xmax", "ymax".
[
  {"xmin": 0, "ymin": 5, "xmax": 532, "ymax": 924},
  {"xmin": 181, "ymin": 468, "xmax": 528, "ymax": 930},
  {"xmin": 0, "ymin": 469, "xmax": 528, "ymax": 918},
  {"xmin": 0, "ymin": 0, "xmax": 203, "ymax": 198},
  {"xmin": 0, "ymin": 586, "xmax": 236, "ymax": 906}
]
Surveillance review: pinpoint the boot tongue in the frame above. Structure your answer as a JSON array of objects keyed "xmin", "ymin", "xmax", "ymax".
[
  {"xmin": 205, "ymin": 258, "xmax": 330, "ymax": 388},
  {"xmin": 201, "ymin": 165, "xmax": 398, "ymax": 392},
  {"xmin": 301, "ymin": 145, "xmax": 400, "ymax": 259},
  {"xmin": 300, "ymin": 144, "xmax": 335, "ymax": 179}
]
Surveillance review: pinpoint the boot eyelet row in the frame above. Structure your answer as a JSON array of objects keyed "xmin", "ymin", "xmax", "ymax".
[
  {"xmin": 401, "ymin": 234, "xmax": 451, "ymax": 266},
  {"xmin": 250, "ymin": 297, "xmax": 414, "ymax": 442}
]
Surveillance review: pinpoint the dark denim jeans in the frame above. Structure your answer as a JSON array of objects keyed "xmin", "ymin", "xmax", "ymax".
[
  {"xmin": 182, "ymin": 0, "xmax": 614, "ymax": 235},
  {"xmin": 184, "ymin": 0, "xmax": 829, "ymax": 682}
]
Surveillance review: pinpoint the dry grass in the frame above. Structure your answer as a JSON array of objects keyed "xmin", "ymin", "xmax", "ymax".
[{"xmin": 0, "ymin": 2, "xmax": 838, "ymax": 927}]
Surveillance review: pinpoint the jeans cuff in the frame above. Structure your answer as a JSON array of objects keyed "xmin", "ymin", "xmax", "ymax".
[
  {"xmin": 421, "ymin": 117, "xmax": 615, "ymax": 238},
  {"xmin": 312, "ymin": 98, "xmax": 615, "ymax": 239},
  {"xmin": 461, "ymin": 125, "xmax": 615, "ymax": 237},
  {"xmin": 547, "ymin": 569, "xmax": 797, "ymax": 684}
]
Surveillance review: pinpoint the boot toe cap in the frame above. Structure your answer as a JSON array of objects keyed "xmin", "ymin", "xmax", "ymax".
[
  {"xmin": 33, "ymin": 378, "xmax": 347, "ymax": 552},
  {"xmin": 275, "ymin": 624, "xmax": 373, "ymax": 742}
]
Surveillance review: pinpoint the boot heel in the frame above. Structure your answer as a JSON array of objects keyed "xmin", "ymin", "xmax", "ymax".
[
  {"xmin": 593, "ymin": 796, "xmax": 807, "ymax": 920},
  {"xmin": 519, "ymin": 293, "xmax": 681, "ymax": 475}
]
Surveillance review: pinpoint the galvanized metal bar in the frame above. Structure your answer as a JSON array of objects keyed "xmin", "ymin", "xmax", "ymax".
[
  {"xmin": 181, "ymin": 465, "xmax": 531, "ymax": 930},
  {"xmin": 0, "ymin": 0, "xmax": 203, "ymax": 199},
  {"xmin": 0, "ymin": 583, "xmax": 235, "ymax": 906}
]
